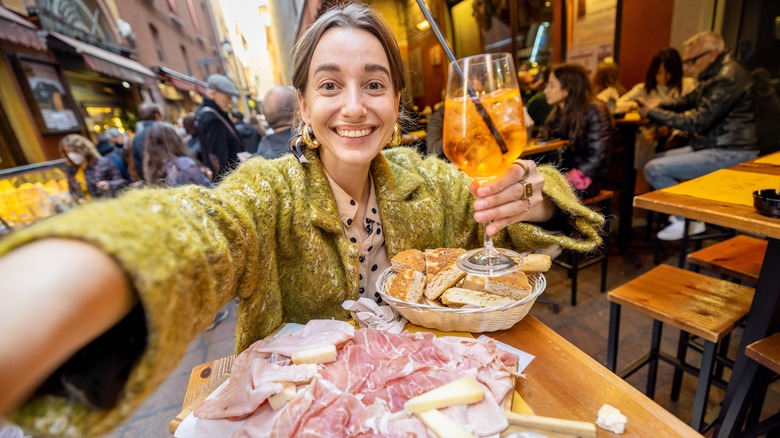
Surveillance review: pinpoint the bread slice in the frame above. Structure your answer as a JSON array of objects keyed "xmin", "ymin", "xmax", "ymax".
[
  {"xmin": 521, "ymin": 254, "xmax": 552, "ymax": 273},
  {"xmin": 391, "ymin": 249, "xmax": 426, "ymax": 273},
  {"xmin": 424, "ymin": 248, "xmax": 467, "ymax": 300},
  {"xmin": 424, "ymin": 248, "xmax": 465, "ymax": 281},
  {"xmin": 441, "ymin": 288, "xmax": 517, "ymax": 308},
  {"xmin": 462, "ymin": 271, "xmax": 532, "ymax": 300},
  {"xmin": 386, "ymin": 268, "xmax": 426, "ymax": 303},
  {"xmin": 422, "ymin": 296, "xmax": 446, "ymax": 308}
]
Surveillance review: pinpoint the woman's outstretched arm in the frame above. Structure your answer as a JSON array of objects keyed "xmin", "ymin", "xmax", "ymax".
[{"xmin": 0, "ymin": 239, "xmax": 134, "ymax": 415}]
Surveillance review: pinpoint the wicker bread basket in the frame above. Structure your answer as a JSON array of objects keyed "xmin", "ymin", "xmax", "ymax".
[{"xmin": 376, "ymin": 267, "xmax": 546, "ymax": 332}]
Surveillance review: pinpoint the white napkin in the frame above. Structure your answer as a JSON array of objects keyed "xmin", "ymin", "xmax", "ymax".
[{"xmin": 342, "ymin": 298, "xmax": 406, "ymax": 334}]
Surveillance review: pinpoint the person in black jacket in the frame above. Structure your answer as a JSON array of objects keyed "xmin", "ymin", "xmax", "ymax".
[
  {"xmin": 542, "ymin": 63, "xmax": 614, "ymax": 200},
  {"xmin": 639, "ymin": 31, "xmax": 758, "ymax": 240},
  {"xmin": 231, "ymin": 110, "xmax": 262, "ymax": 154},
  {"xmin": 195, "ymin": 75, "xmax": 247, "ymax": 182},
  {"xmin": 256, "ymin": 86, "xmax": 296, "ymax": 159}
]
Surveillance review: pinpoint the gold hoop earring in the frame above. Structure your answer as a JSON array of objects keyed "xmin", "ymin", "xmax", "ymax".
[
  {"xmin": 388, "ymin": 122, "xmax": 401, "ymax": 147},
  {"xmin": 301, "ymin": 124, "xmax": 320, "ymax": 149}
]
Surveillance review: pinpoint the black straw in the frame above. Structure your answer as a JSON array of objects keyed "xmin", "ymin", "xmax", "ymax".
[{"xmin": 414, "ymin": 0, "xmax": 509, "ymax": 154}]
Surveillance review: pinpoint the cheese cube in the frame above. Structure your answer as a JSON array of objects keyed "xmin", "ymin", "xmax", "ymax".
[
  {"xmin": 404, "ymin": 376, "xmax": 484, "ymax": 414},
  {"xmin": 268, "ymin": 382, "xmax": 297, "ymax": 411},
  {"xmin": 290, "ymin": 344, "xmax": 338, "ymax": 364},
  {"xmin": 415, "ymin": 409, "xmax": 476, "ymax": 438}
]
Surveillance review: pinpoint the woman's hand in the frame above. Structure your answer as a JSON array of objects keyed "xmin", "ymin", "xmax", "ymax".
[
  {"xmin": 470, "ymin": 160, "xmax": 554, "ymax": 235},
  {"xmin": 96, "ymin": 181, "xmax": 110, "ymax": 191}
]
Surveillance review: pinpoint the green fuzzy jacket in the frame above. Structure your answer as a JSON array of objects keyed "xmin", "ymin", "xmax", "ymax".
[{"xmin": 0, "ymin": 147, "xmax": 604, "ymax": 436}]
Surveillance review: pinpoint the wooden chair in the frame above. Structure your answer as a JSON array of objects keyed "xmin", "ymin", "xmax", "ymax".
[
  {"xmin": 551, "ymin": 190, "xmax": 613, "ymax": 306},
  {"xmin": 686, "ymin": 234, "xmax": 767, "ymax": 285},
  {"xmin": 607, "ymin": 264, "xmax": 754, "ymax": 431}
]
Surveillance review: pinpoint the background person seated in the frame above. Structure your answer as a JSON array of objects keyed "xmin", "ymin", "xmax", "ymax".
[
  {"xmin": 618, "ymin": 48, "xmax": 697, "ymax": 169},
  {"xmin": 542, "ymin": 63, "xmax": 615, "ymax": 200},
  {"xmin": 639, "ymin": 31, "xmax": 759, "ymax": 241}
]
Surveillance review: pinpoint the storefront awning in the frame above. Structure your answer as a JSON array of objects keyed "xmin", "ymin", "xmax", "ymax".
[
  {"xmin": 0, "ymin": 6, "xmax": 46, "ymax": 51},
  {"xmin": 155, "ymin": 66, "xmax": 208, "ymax": 95},
  {"xmin": 48, "ymin": 31, "xmax": 156, "ymax": 85}
]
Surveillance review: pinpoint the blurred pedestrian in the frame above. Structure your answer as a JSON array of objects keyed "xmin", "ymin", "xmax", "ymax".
[
  {"xmin": 142, "ymin": 123, "xmax": 213, "ymax": 188},
  {"xmin": 59, "ymin": 134, "xmax": 127, "ymax": 201},
  {"xmin": 130, "ymin": 103, "xmax": 163, "ymax": 181},
  {"xmin": 195, "ymin": 74, "xmax": 247, "ymax": 181},
  {"xmin": 256, "ymin": 86, "xmax": 296, "ymax": 159},
  {"xmin": 231, "ymin": 110, "xmax": 262, "ymax": 154},
  {"xmin": 182, "ymin": 113, "xmax": 200, "ymax": 159}
]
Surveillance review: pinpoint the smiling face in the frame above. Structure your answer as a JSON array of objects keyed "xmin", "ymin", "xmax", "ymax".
[{"xmin": 297, "ymin": 27, "xmax": 400, "ymax": 174}]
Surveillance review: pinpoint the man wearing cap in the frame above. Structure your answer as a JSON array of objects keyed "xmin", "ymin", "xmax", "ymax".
[{"xmin": 195, "ymin": 74, "xmax": 247, "ymax": 182}]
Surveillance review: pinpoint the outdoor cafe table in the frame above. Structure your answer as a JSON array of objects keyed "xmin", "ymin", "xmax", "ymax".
[
  {"xmin": 633, "ymin": 153, "xmax": 780, "ymax": 436},
  {"xmin": 171, "ymin": 315, "xmax": 699, "ymax": 437}
]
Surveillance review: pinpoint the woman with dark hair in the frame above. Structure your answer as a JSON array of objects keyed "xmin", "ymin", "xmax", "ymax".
[
  {"xmin": 543, "ymin": 63, "xmax": 614, "ymax": 199},
  {"xmin": 619, "ymin": 48, "xmax": 696, "ymax": 168},
  {"xmin": 620, "ymin": 48, "xmax": 695, "ymax": 107},
  {"xmin": 142, "ymin": 123, "xmax": 213, "ymax": 188},
  {"xmin": 0, "ymin": 4, "xmax": 605, "ymax": 435}
]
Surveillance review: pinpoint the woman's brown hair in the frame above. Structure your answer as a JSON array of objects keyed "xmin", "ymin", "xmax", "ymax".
[
  {"xmin": 289, "ymin": 2, "xmax": 410, "ymax": 134},
  {"xmin": 142, "ymin": 123, "xmax": 197, "ymax": 186}
]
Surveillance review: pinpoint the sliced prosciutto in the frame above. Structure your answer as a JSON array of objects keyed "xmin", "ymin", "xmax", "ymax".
[{"xmin": 188, "ymin": 322, "xmax": 519, "ymax": 437}]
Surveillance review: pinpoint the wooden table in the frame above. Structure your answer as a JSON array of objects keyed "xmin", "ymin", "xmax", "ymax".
[
  {"xmin": 633, "ymin": 157, "xmax": 780, "ymax": 437},
  {"xmin": 173, "ymin": 316, "xmax": 699, "ymax": 437},
  {"xmin": 522, "ymin": 139, "xmax": 568, "ymax": 157}
]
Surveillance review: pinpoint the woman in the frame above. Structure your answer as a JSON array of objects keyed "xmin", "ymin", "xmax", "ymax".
[
  {"xmin": 619, "ymin": 48, "xmax": 695, "ymax": 108},
  {"xmin": 618, "ymin": 48, "xmax": 696, "ymax": 168},
  {"xmin": 591, "ymin": 62, "xmax": 626, "ymax": 106},
  {"xmin": 0, "ymin": 4, "xmax": 604, "ymax": 436},
  {"xmin": 543, "ymin": 63, "xmax": 614, "ymax": 199},
  {"xmin": 142, "ymin": 123, "xmax": 213, "ymax": 188},
  {"xmin": 59, "ymin": 134, "xmax": 127, "ymax": 201}
]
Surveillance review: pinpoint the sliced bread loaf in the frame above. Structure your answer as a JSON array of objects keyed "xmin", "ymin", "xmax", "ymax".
[
  {"xmin": 462, "ymin": 270, "xmax": 532, "ymax": 300},
  {"xmin": 440, "ymin": 288, "xmax": 517, "ymax": 308},
  {"xmin": 391, "ymin": 249, "xmax": 426, "ymax": 273},
  {"xmin": 386, "ymin": 268, "xmax": 426, "ymax": 303}
]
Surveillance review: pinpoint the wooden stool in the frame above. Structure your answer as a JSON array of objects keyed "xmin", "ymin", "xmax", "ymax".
[
  {"xmin": 551, "ymin": 190, "xmax": 613, "ymax": 306},
  {"xmin": 738, "ymin": 333, "xmax": 780, "ymax": 437},
  {"xmin": 687, "ymin": 234, "xmax": 767, "ymax": 285},
  {"xmin": 607, "ymin": 264, "xmax": 754, "ymax": 431}
]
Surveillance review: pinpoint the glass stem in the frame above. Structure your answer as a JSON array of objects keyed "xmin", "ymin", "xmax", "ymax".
[{"xmin": 482, "ymin": 220, "xmax": 499, "ymax": 260}]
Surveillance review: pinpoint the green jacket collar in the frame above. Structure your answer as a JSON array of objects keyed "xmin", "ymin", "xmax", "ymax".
[{"xmin": 301, "ymin": 147, "xmax": 424, "ymax": 235}]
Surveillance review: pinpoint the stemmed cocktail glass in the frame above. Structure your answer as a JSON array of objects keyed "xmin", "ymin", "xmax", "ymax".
[{"xmin": 443, "ymin": 52, "xmax": 528, "ymax": 276}]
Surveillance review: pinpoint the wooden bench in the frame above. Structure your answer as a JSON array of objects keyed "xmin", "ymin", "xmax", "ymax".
[
  {"xmin": 607, "ymin": 264, "xmax": 754, "ymax": 431},
  {"xmin": 687, "ymin": 234, "xmax": 767, "ymax": 285}
]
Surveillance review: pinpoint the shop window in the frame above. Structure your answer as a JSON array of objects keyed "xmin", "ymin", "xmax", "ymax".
[{"xmin": 149, "ymin": 23, "xmax": 165, "ymax": 62}]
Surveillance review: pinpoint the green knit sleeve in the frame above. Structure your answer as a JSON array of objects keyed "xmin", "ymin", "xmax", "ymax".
[
  {"xmin": 500, "ymin": 164, "xmax": 606, "ymax": 253},
  {"xmin": 0, "ymin": 158, "xmax": 285, "ymax": 437}
]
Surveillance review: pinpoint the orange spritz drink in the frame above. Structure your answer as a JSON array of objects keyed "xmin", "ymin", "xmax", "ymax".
[
  {"xmin": 443, "ymin": 87, "xmax": 526, "ymax": 180},
  {"xmin": 443, "ymin": 52, "xmax": 528, "ymax": 276}
]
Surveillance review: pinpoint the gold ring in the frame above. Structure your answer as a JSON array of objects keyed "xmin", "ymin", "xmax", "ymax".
[
  {"xmin": 513, "ymin": 159, "xmax": 530, "ymax": 181},
  {"xmin": 520, "ymin": 181, "xmax": 534, "ymax": 200}
]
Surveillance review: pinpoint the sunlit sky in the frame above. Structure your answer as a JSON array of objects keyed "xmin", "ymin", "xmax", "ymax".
[{"xmin": 216, "ymin": 0, "xmax": 275, "ymax": 97}]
